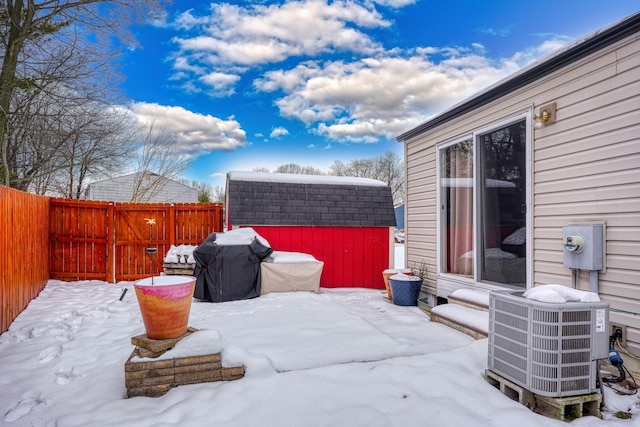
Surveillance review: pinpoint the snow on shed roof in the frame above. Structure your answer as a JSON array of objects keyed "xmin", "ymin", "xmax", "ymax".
[{"xmin": 228, "ymin": 171, "xmax": 387, "ymax": 187}]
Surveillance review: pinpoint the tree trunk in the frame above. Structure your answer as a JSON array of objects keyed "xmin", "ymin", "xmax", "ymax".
[{"xmin": 0, "ymin": 0, "xmax": 35, "ymax": 186}]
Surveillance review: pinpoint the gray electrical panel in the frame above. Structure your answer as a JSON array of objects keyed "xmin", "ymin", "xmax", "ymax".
[{"xmin": 562, "ymin": 224, "xmax": 604, "ymax": 271}]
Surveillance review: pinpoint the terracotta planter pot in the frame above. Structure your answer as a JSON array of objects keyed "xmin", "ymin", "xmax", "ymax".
[{"xmin": 134, "ymin": 275, "xmax": 196, "ymax": 340}]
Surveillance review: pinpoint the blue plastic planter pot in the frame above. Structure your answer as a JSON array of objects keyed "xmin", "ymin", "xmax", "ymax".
[{"xmin": 388, "ymin": 274, "xmax": 422, "ymax": 306}]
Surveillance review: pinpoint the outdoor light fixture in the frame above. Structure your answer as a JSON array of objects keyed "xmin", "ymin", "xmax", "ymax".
[{"xmin": 534, "ymin": 102, "xmax": 556, "ymax": 129}]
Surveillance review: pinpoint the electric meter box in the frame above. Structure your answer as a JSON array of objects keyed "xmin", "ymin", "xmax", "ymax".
[{"xmin": 562, "ymin": 224, "xmax": 604, "ymax": 271}]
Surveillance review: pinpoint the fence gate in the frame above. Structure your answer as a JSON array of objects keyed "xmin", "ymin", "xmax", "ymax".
[
  {"xmin": 49, "ymin": 199, "xmax": 111, "ymax": 282},
  {"xmin": 49, "ymin": 199, "xmax": 223, "ymax": 283}
]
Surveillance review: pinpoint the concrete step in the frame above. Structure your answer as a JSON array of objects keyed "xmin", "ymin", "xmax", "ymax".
[
  {"xmin": 447, "ymin": 288, "xmax": 490, "ymax": 311},
  {"xmin": 430, "ymin": 303, "xmax": 488, "ymax": 339}
]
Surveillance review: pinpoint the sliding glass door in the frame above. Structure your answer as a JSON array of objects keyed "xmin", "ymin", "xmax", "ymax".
[{"xmin": 439, "ymin": 116, "xmax": 528, "ymax": 288}]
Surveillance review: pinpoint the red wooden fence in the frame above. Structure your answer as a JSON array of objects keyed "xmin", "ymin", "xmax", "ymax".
[
  {"xmin": 1, "ymin": 186, "xmax": 50, "ymax": 334},
  {"xmin": 1, "ymin": 191, "xmax": 223, "ymax": 334},
  {"xmin": 49, "ymin": 199, "xmax": 224, "ymax": 282}
]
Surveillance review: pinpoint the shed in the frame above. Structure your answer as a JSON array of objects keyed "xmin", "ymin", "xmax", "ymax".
[
  {"xmin": 225, "ymin": 171, "xmax": 396, "ymax": 288},
  {"xmin": 397, "ymin": 13, "xmax": 640, "ymax": 359}
]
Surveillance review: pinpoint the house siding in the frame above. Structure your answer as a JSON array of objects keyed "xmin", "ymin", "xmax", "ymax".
[
  {"xmin": 532, "ymin": 35, "xmax": 640, "ymax": 357},
  {"xmin": 403, "ymin": 32, "xmax": 640, "ymax": 355},
  {"xmin": 87, "ymin": 173, "xmax": 198, "ymax": 203}
]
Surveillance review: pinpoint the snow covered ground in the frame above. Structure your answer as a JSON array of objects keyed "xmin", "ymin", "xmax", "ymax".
[{"xmin": 0, "ymin": 245, "xmax": 638, "ymax": 426}]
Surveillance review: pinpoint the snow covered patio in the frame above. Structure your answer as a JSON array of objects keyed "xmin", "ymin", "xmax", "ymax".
[{"xmin": 1, "ymin": 280, "xmax": 639, "ymax": 426}]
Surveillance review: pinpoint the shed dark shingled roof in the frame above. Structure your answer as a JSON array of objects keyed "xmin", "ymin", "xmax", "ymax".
[{"xmin": 227, "ymin": 172, "xmax": 396, "ymax": 227}]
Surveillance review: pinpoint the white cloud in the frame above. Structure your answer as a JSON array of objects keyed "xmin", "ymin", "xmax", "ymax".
[
  {"xmin": 158, "ymin": 2, "xmax": 574, "ymax": 143},
  {"xmin": 167, "ymin": 0, "xmax": 391, "ymax": 95},
  {"xmin": 199, "ymin": 72, "xmax": 241, "ymax": 96},
  {"xmin": 269, "ymin": 126, "xmax": 290, "ymax": 138},
  {"xmin": 170, "ymin": 56, "xmax": 207, "ymax": 77},
  {"xmin": 533, "ymin": 37, "xmax": 573, "ymax": 56},
  {"xmin": 478, "ymin": 26, "xmax": 513, "ymax": 37},
  {"xmin": 254, "ymin": 40, "xmax": 562, "ymax": 142},
  {"xmin": 373, "ymin": 0, "xmax": 418, "ymax": 6},
  {"xmin": 128, "ymin": 102, "xmax": 248, "ymax": 154},
  {"xmin": 172, "ymin": 9, "xmax": 211, "ymax": 30}
]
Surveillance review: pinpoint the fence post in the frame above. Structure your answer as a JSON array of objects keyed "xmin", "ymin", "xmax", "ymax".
[
  {"xmin": 107, "ymin": 202, "xmax": 115, "ymax": 283},
  {"xmin": 169, "ymin": 203, "xmax": 176, "ymax": 247},
  {"xmin": 217, "ymin": 203, "xmax": 224, "ymax": 232}
]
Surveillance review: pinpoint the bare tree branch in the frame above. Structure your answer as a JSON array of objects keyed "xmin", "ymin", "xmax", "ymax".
[
  {"xmin": 0, "ymin": 0, "xmax": 167, "ymax": 187},
  {"xmin": 130, "ymin": 122, "xmax": 192, "ymax": 203},
  {"xmin": 329, "ymin": 151, "xmax": 404, "ymax": 205}
]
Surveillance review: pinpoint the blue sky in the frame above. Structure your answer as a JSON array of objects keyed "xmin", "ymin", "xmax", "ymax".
[{"xmin": 118, "ymin": 1, "xmax": 639, "ymax": 188}]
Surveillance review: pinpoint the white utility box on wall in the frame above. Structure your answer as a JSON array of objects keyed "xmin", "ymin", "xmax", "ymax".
[{"xmin": 562, "ymin": 224, "xmax": 604, "ymax": 271}]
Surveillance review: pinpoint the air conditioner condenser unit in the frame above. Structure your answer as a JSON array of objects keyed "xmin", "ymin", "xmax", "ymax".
[{"xmin": 488, "ymin": 290, "xmax": 609, "ymax": 397}]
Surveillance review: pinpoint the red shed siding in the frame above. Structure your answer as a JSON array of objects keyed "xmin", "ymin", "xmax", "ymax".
[{"xmin": 246, "ymin": 225, "xmax": 390, "ymax": 288}]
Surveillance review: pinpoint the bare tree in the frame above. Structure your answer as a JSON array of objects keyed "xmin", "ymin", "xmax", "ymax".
[
  {"xmin": 187, "ymin": 179, "xmax": 225, "ymax": 203},
  {"xmin": 274, "ymin": 163, "xmax": 324, "ymax": 175},
  {"xmin": 189, "ymin": 180, "xmax": 216, "ymax": 203},
  {"xmin": 251, "ymin": 163, "xmax": 325, "ymax": 175},
  {"xmin": 0, "ymin": 0, "xmax": 166, "ymax": 188},
  {"xmin": 212, "ymin": 185, "xmax": 225, "ymax": 203},
  {"xmin": 129, "ymin": 124, "xmax": 192, "ymax": 203},
  {"xmin": 6, "ymin": 85, "xmax": 138, "ymax": 197},
  {"xmin": 52, "ymin": 105, "xmax": 139, "ymax": 198},
  {"xmin": 374, "ymin": 151, "xmax": 405, "ymax": 205},
  {"xmin": 5, "ymin": 88, "xmax": 69, "ymax": 191},
  {"xmin": 252, "ymin": 167, "xmax": 271, "ymax": 172},
  {"xmin": 330, "ymin": 151, "xmax": 404, "ymax": 205}
]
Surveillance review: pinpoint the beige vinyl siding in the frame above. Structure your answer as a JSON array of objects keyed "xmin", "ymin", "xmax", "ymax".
[
  {"xmin": 405, "ymin": 144, "xmax": 437, "ymax": 294},
  {"xmin": 404, "ymin": 33, "xmax": 640, "ymax": 355},
  {"xmin": 532, "ymin": 36, "xmax": 640, "ymax": 357}
]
